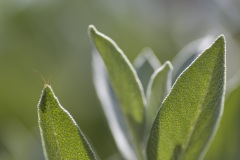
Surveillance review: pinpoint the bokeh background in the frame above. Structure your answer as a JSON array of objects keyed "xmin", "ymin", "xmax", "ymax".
[{"xmin": 0, "ymin": 0, "xmax": 240, "ymax": 159}]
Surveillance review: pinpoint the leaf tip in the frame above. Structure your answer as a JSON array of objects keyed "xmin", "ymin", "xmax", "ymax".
[
  {"xmin": 43, "ymin": 84, "xmax": 52, "ymax": 93},
  {"xmin": 214, "ymin": 34, "xmax": 226, "ymax": 48},
  {"xmin": 38, "ymin": 85, "xmax": 54, "ymax": 112},
  {"xmin": 88, "ymin": 24, "xmax": 97, "ymax": 37},
  {"xmin": 217, "ymin": 34, "xmax": 225, "ymax": 41},
  {"xmin": 164, "ymin": 61, "xmax": 173, "ymax": 71}
]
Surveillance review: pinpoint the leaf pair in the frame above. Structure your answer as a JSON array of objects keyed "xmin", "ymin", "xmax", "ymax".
[
  {"xmin": 147, "ymin": 36, "xmax": 226, "ymax": 160},
  {"xmin": 90, "ymin": 25, "xmax": 174, "ymax": 160}
]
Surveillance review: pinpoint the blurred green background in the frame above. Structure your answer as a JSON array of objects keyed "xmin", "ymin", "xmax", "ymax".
[{"xmin": 0, "ymin": 0, "xmax": 240, "ymax": 159}]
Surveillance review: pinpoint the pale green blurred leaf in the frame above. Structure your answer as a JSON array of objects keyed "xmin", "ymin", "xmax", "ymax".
[
  {"xmin": 147, "ymin": 36, "xmax": 226, "ymax": 160},
  {"xmin": 38, "ymin": 85, "xmax": 96, "ymax": 160},
  {"xmin": 205, "ymin": 83, "xmax": 240, "ymax": 160},
  {"xmin": 88, "ymin": 25, "xmax": 146, "ymax": 159},
  {"xmin": 92, "ymin": 51, "xmax": 137, "ymax": 160},
  {"xmin": 133, "ymin": 47, "xmax": 161, "ymax": 91},
  {"xmin": 146, "ymin": 61, "xmax": 173, "ymax": 126},
  {"xmin": 172, "ymin": 36, "xmax": 214, "ymax": 83},
  {"xmin": 0, "ymin": 121, "xmax": 43, "ymax": 160}
]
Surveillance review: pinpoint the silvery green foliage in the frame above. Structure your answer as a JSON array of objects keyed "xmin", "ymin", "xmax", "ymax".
[
  {"xmin": 38, "ymin": 25, "xmax": 226, "ymax": 160},
  {"xmin": 89, "ymin": 25, "xmax": 225, "ymax": 160},
  {"xmin": 147, "ymin": 36, "xmax": 226, "ymax": 160}
]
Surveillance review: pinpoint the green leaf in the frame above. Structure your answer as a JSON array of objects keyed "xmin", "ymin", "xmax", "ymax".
[
  {"xmin": 205, "ymin": 83, "xmax": 240, "ymax": 160},
  {"xmin": 133, "ymin": 47, "xmax": 161, "ymax": 91},
  {"xmin": 146, "ymin": 61, "xmax": 173, "ymax": 126},
  {"xmin": 147, "ymin": 35, "xmax": 226, "ymax": 160},
  {"xmin": 88, "ymin": 25, "xmax": 146, "ymax": 159},
  {"xmin": 92, "ymin": 51, "xmax": 137, "ymax": 160},
  {"xmin": 38, "ymin": 85, "xmax": 96, "ymax": 160},
  {"xmin": 88, "ymin": 25, "xmax": 146, "ymax": 129}
]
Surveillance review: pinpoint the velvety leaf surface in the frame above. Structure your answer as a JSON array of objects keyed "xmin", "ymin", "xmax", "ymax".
[
  {"xmin": 205, "ymin": 83, "xmax": 240, "ymax": 160},
  {"xmin": 147, "ymin": 36, "xmax": 226, "ymax": 160},
  {"xmin": 38, "ymin": 85, "xmax": 96, "ymax": 160},
  {"xmin": 88, "ymin": 25, "xmax": 146, "ymax": 153},
  {"xmin": 146, "ymin": 61, "xmax": 173, "ymax": 126},
  {"xmin": 88, "ymin": 25, "xmax": 146, "ymax": 125},
  {"xmin": 92, "ymin": 51, "xmax": 137, "ymax": 160}
]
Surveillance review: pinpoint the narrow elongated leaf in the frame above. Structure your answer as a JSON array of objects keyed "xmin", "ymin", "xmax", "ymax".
[
  {"xmin": 205, "ymin": 83, "xmax": 240, "ymax": 160},
  {"xmin": 133, "ymin": 47, "xmax": 161, "ymax": 91},
  {"xmin": 88, "ymin": 25, "xmax": 146, "ymax": 125},
  {"xmin": 147, "ymin": 36, "xmax": 226, "ymax": 160},
  {"xmin": 146, "ymin": 61, "xmax": 173, "ymax": 125},
  {"xmin": 92, "ymin": 51, "xmax": 137, "ymax": 160},
  {"xmin": 88, "ymin": 25, "xmax": 146, "ymax": 152},
  {"xmin": 38, "ymin": 85, "xmax": 96, "ymax": 160}
]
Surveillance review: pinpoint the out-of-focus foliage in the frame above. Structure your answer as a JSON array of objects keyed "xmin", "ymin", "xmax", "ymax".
[
  {"xmin": 0, "ymin": 0, "xmax": 239, "ymax": 159},
  {"xmin": 146, "ymin": 61, "xmax": 172, "ymax": 126}
]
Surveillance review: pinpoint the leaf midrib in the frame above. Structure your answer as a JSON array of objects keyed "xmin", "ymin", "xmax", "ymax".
[
  {"xmin": 181, "ymin": 48, "xmax": 220, "ymax": 158},
  {"xmin": 49, "ymin": 104, "xmax": 62, "ymax": 160}
]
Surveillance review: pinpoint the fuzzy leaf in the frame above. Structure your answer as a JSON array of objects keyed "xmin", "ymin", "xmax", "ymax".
[
  {"xmin": 92, "ymin": 51, "xmax": 137, "ymax": 160},
  {"xmin": 146, "ymin": 61, "xmax": 173, "ymax": 125},
  {"xmin": 88, "ymin": 25, "xmax": 146, "ymax": 140},
  {"xmin": 147, "ymin": 35, "xmax": 226, "ymax": 160},
  {"xmin": 205, "ymin": 83, "xmax": 240, "ymax": 160},
  {"xmin": 38, "ymin": 85, "xmax": 96, "ymax": 160}
]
